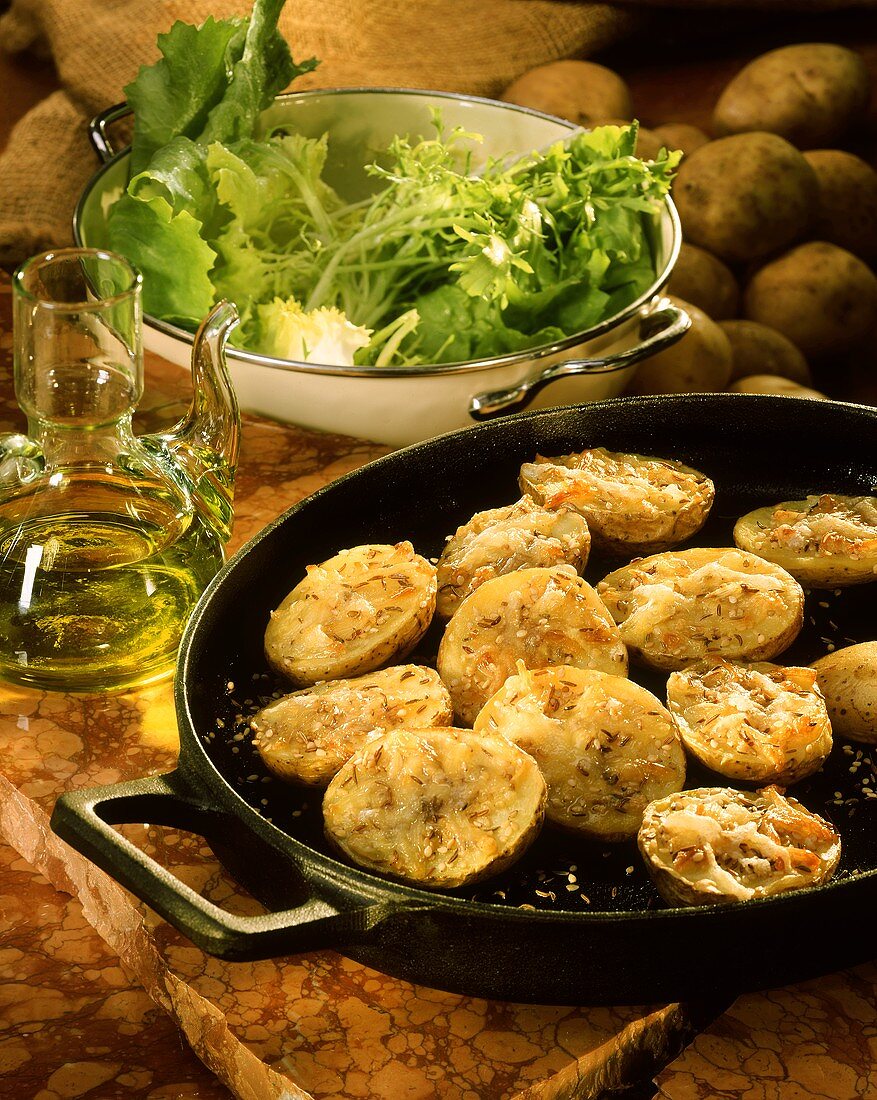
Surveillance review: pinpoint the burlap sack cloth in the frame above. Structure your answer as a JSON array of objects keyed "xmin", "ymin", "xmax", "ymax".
[{"xmin": 0, "ymin": 0, "xmax": 645, "ymax": 264}]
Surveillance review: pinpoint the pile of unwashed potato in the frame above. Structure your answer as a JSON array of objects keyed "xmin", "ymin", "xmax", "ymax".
[{"xmin": 502, "ymin": 44, "xmax": 877, "ymax": 399}]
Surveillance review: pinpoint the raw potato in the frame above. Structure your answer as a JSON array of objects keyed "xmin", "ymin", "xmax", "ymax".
[
  {"xmin": 734, "ymin": 494, "xmax": 877, "ymax": 587},
  {"xmin": 597, "ymin": 547, "xmax": 804, "ymax": 671},
  {"xmin": 436, "ymin": 496, "xmax": 590, "ymax": 618},
  {"xmin": 743, "ymin": 241, "xmax": 877, "ymax": 358},
  {"xmin": 519, "ymin": 446, "xmax": 714, "ymax": 555},
  {"xmin": 667, "ymin": 244, "xmax": 739, "ymax": 321},
  {"xmin": 264, "ymin": 542, "xmax": 436, "ymax": 686},
  {"xmin": 501, "ymin": 61, "xmax": 632, "ymax": 126},
  {"xmin": 475, "ymin": 666, "xmax": 686, "ymax": 841},
  {"xmin": 713, "ymin": 44, "xmax": 870, "ymax": 149},
  {"xmin": 250, "ymin": 666, "xmax": 453, "ymax": 786},
  {"xmin": 729, "ymin": 376, "xmax": 827, "ymax": 400},
  {"xmin": 666, "ymin": 660, "xmax": 832, "ymax": 785},
  {"xmin": 673, "ymin": 134, "xmax": 817, "ymax": 263},
  {"xmin": 804, "ymin": 150, "xmax": 877, "ymax": 264},
  {"xmin": 719, "ymin": 321, "xmax": 812, "ymax": 385},
  {"xmin": 437, "ymin": 565, "xmax": 627, "ymax": 726},
  {"xmin": 652, "ymin": 123, "xmax": 709, "ymax": 157},
  {"xmin": 323, "ymin": 726, "xmax": 546, "ymax": 889},
  {"xmin": 638, "ymin": 786, "xmax": 841, "ymax": 907},
  {"xmin": 626, "ymin": 298, "xmax": 733, "ymax": 395},
  {"xmin": 812, "ymin": 642, "xmax": 877, "ymax": 743}
]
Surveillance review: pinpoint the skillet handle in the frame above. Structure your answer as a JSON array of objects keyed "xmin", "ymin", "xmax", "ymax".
[
  {"xmin": 51, "ymin": 770, "xmax": 406, "ymax": 961},
  {"xmin": 468, "ymin": 298, "xmax": 690, "ymax": 420},
  {"xmin": 88, "ymin": 102, "xmax": 132, "ymax": 163}
]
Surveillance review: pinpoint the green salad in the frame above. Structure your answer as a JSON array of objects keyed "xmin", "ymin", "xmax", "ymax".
[{"xmin": 109, "ymin": 0, "xmax": 680, "ymax": 367}]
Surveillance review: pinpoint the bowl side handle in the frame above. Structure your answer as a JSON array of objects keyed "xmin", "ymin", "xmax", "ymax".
[
  {"xmin": 51, "ymin": 770, "xmax": 409, "ymax": 960},
  {"xmin": 468, "ymin": 298, "xmax": 690, "ymax": 420},
  {"xmin": 89, "ymin": 102, "xmax": 133, "ymax": 163}
]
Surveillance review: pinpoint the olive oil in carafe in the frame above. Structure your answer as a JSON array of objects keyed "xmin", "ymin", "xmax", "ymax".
[{"xmin": 0, "ymin": 508, "xmax": 222, "ymax": 691}]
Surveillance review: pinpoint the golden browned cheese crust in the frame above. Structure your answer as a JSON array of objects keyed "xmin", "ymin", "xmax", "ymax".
[
  {"xmin": 436, "ymin": 496, "xmax": 590, "ymax": 618},
  {"xmin": 597, "ymin": 547, "xmax": 804, "ymax": 671},
  {"xmin": 264, "ymin": 542, "xmax": 436, "ymax": 686},
  {"xmin": 250, "ymin": 666, "xmax": 453, "ymax": 786},
  {"xmin": 323, "ymin": 727, "xmax": 546, "ymax": 889},
  {"xmin": 734, "ymin": 494, "xmax": 877, "ymax": 587},
  {"xmin": 519, "ymin": 447, "xmax": 714, "ymax": 555},
  {"xmin": 437, "ymin": 565, "xmax": 627, "ymax": 726},
  {"xmin": 638, "ymin": 786, "xmax": 841, "ymax": 906},
  {"xmin": 475, "ymin": 665, "xmax": 685, "ymax": 841},
  {"xmin": 666, "ymin": 660, "xmax": 832, "ymax": 784}
]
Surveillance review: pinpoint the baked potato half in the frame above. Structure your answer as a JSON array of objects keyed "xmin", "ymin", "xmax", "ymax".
[
  {"xmin": 475, "ymin": 665, "xmax": 686, "ymax": 841},
  {"xmin": 323, "ymin": 726, "xmax": 546, "ymax": 889},
  {"xmin": 437, "ymin": 565, "xmax": 628, "ymax": 725},
  {"xmin": 812, "ymin": 641, "xmax": 877, "ymax": 743},
  {"xmin": 597, "ymin": 547, "xmax": 804, "ymax": 671},
  {"xmin": 436, "ymin": 496, "xmax": 590, "ymax": 618},
  {"xmin": 734, "ymin": 494, "xmax": 877, "ymax": 587},
  {"xmin": 519, "ymin": 447, "xmax": 714, "ymax": 555},
  {"xmin": 638, "ymin": 786, "xmax": 841, "ymax": 906},
  {"xmin": 250, "ymin": 666, "xmax": 453, "ymax": 786},
  {"xmin": 666, "ymin": 660, "xmax": 832, "ymax": 784},
  {"xmin": 264, "ymin": 542, "xmax": 436, "ymax": 686}
]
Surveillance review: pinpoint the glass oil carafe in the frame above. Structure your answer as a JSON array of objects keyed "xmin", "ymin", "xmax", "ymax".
[{"xmin": 0, "ymin": 248, "xmax": 241, "ymax": 692}]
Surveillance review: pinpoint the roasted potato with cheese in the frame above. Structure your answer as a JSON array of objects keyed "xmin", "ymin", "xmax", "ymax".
[
  {"xmin": 437, "ymin": 565, "xmax": 627, "ymax": 725},
  {"xmin": 436, "ymin": 496, "xmax": 590, "ymax": 618},
  {"xmin": 264, "ymin": 542, "xmax": 436, "ymax": 686},
  {"xmin": 519, "ymin": 447, "xmax": 714, "ymax": 556},
  {"xmin": 734, "ymin": 495, "xmax": 877, "ymax": 587},
  {"xmin": 323, "ymin": 726, "xmax": 546, "ymax": 889},
  {"xmin": 812, "ymin": 642, "xmax": 877, "ymax": 743},
  {"xmin": 638, "ymin": 786, "xmax": 841, "ymax": 907},
  {"xmin": 597, "ymin": 547, "xmax": 804, "ymax": 671},
  {"xmin": 250, "ymin": 666, "xmax": 452, "ymax": 786},
  {"xmin": 666, "ymin": 660, "xmax": 832, "ymax": 785},
  {"xmin": 475, "ymin": 665, "xmax": 686, "ymax": 841}
]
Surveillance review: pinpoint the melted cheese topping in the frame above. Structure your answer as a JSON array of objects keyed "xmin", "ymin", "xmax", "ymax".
[
  {"xmin": 475, "ymin": 665, "xmax": 685, "ymax": 840},
  {"xmin": 436, "ymin": 497, "xmax": 590, "ymax": 617},
  {"xmin": 264, "ymin": 542, "xmax": 436, "ymax": 684},
  {"xmin": 251, "ymin": 666, "xmax": 452, "ymax": 786},
  {"xmin": 323, "ymin": 727, "xmax": 546, "ymax": 889},
  {"xmin": 765, "ymin": 495, "xmax": 877, "ymax": 558},
  {"xmin": 597, "ymin": 548, "xmax": 803, "ymax": 668},
  {"xmin": 639, "ymin": 786, "xmax": 841, "ymax": 904},
  {"xmin": 520, "ymin": 447, "xmax": 713, "ymax": 552},
  {"xmin": 667, "ymin": 661, "xmax": 831, "ymax": 783},
  {"xmin": 438, "ymin": 565, "xmax": 628, "ymax": 725}
]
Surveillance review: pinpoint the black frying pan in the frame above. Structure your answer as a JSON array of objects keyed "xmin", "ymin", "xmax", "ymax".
[{"xmin": 52, "ymin": 395, "xmax": 877, "ymax": 1005}]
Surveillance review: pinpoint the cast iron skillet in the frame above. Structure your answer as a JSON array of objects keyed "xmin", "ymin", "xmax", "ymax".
[{"xmin": 52, "ymin": 395, "xmax": 877, "ymax": 1005}]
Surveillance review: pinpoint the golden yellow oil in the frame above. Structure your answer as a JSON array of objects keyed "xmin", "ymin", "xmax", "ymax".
[{"xmin": 0, "ymin": 508, "xmax": 222, "ymax": 692}]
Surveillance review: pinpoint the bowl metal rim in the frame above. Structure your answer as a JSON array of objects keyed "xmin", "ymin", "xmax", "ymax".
[{"xmin": 73, "ymin": 86, "xmax": 682, "ymax": 379}]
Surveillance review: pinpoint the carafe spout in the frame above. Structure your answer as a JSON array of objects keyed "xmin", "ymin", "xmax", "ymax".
[{"xmin": 147, "ymin": 301, "xmax": 241, "ymax": 544}]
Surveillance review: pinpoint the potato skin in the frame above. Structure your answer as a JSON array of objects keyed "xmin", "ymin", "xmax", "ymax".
[
  {"xmin": 712, "ymin": 44, "xmax": 870, "ymax": 149},
  {"xmin": 743, "ymin": 242, "xmax": 877, "ymax": 358},
  {"xmin": 812, "ymin": 642, "xmax": 877, "ymax": 743},
  {"xmin": 804, "ymin": 150, "xmax": 877, "ymax": 264},
  {"xmin": 668, "ymin": 244, "xmax": 739, "ymax": 321},
  {"xmin": 626, "ymin": 297, "xmax": 733, "ymax": 395},
  {"xmin": 728, "ymin": 375, "xmax": 827, "ymax": 400},
  {"xmin": 673, "ymin": 133, "xmax": 817, "ymax": 263},
  {"xmin": 719, "ymin": 321, "xmax": 812, "ymax": 385},
  {"xmin": 652, "ymin": 123, "xmax": 709, "ymax": 158},
  {"xmin": 501, "ymin": 61, "xmax": 632, "ymax": 126}
]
